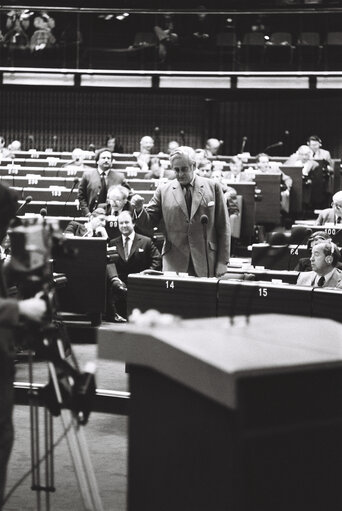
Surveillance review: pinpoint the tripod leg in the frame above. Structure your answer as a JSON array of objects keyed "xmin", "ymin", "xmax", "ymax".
[
  {"xmin": 29, "ymin": 351, "xmax": 41, "ymax": 511},
  {"xmin": 48, "ymin": 362, "xmax": 104, "ymax": 511}
]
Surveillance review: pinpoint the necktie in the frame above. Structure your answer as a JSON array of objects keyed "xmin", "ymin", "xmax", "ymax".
[
  {"xmin": 183, "ymin": 184, "xmax": 192, "ymax": 216},
  {"xmin": 98, "ymin": 172, "xmax": 107, "ymax": 203},
  {"xmin": 317, "ymin": 276, "xmax": 325, "ymax": 287},
  {"xmin": 337, "ymin": 217, "xmax": 341, "ymax": 224},
  {"xmin": 124, "ymin": 236, "xmax": 130, "ymax": 260}
]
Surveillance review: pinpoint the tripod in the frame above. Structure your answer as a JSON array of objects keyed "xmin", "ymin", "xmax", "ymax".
[{"xmin": 27, "ymin": 323, "xmax": 104, "ymax": 511}]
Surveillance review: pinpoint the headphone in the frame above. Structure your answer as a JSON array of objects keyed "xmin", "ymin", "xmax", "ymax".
[
  {"xmin": 325, "ymin": 242, "xmax": 336, "ymax": 265},
  {"xmin": 307, "ymin": 135, "xmax": 322, "ymax": 147}
]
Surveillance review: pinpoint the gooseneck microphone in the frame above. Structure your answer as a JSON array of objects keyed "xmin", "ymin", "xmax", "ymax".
[
  {"xmin": 16, "ymin": 195, "xmax": 32, "ymax": 215},
  {"xmin": 264, "ymin": 141, "xmax": 283, "ymax": 152},
  {"xmin": 200, "ymin": 214, "xmax": 209, "ymax": 278},
  {"xmin": 63, "ymin": 178, "xmax": 79, "ymax": 215},
  {"xmin": 179, "ymin": 130, "xmax": 185, "ymax": 146},
  {"xmin": 240, "ymin": 136, "xmax": 247, "ymax": 153},
  {"xmin": 287, "ymin": 227, "xmax": 313, "ymax": 271}
]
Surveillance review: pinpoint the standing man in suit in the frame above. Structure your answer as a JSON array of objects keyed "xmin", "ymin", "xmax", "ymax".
[
  {"xmin": 316, "ymin": 191, "xmax": 342, "ymax": 225},
  {"xmin": 77, "ymin": 149, "xmax": 130, "ymax": 217},
  {"xmin": 131, "ymin": 146, "xmax": 230, "ymax": 277},
  {"xmin": 108, "ymin": 211, "xmax": 161, "ymax": 317},
  {"xmin": 296, "ymin": 241, "xmax": 342, "ymax": 288}
]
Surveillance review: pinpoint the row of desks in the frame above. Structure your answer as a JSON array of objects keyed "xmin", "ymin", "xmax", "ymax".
[{"xmin": 127, "ymin": 273, "xmax": 342, "ymax": 323}]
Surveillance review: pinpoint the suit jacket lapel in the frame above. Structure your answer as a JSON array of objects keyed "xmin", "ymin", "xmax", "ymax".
[
  {"xmin": 172, "ymin": 181, "xmax": 188, "ymax": 218},
  {"xmin": 115, "ymin": 236, "xmax": 125, "ymax": 260},
  {"xmin": 191, "ymin": 177, "xmax": 204, "ymax": 218},
  {"xmin": 128, "ymin": 234, "xmax": 139, "ymax": 260}
]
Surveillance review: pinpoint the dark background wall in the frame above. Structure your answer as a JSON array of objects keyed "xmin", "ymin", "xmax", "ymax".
[{"xmin": 0, "ymin": 86, "xmax": 341, "ymax": 156}]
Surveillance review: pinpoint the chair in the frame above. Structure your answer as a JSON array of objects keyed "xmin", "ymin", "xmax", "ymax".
[
  {"xmin": 240, "ymin": 32, "xmax": 266, "ymax": 69},
  {"xmin": 297, "ymin": 32, "xmax": 322, "ymax": 69},
  {"xmin": 324, "ymin": 32, "xmax": 342, "ymax": 70},
  {"xmin": 265, "ymin": 32, "xmax": 294, "ymax": 68}
]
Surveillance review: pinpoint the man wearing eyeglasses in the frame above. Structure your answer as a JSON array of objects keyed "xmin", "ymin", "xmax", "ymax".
[{"xmin": 316, "ymin": 191, "xmax": 342, "ymax": 225}]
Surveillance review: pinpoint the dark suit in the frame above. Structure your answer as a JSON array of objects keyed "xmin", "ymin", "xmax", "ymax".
[
  {"xmin": 77, "ymin": 168, "xmax": 131, "ymax": 216},
  {"xmin": 64, "ymin": 220, "xmax": 88, "ymax": 237},
  {"xmin": 109, "ymin": 233, "xmax": 161, "ymax": 283}
]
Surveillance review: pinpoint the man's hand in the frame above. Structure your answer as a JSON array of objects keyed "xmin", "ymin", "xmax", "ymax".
[
  {"xmin": 130, "ymin": 194, "xmax": 145, "ymax": 213},
  {"xmin": 18, "ymin": 293, "xmax": 47, "ymax": 322},
  {"xmin": 215, "ymin": 262, "xmax": 228, "ymax": 278}
]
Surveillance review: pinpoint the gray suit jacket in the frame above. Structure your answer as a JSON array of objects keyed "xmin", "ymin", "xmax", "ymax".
[
  {"xmin": 316, "ymin": 208, "xmax": 341, "ymax": 225},
  {"xmin": 135, "ymin": 176, "xmax": 231, "ymax": 277},
  {"xmin": 297, "ymin": 268, "xmax": 342, "ymax": 288}
]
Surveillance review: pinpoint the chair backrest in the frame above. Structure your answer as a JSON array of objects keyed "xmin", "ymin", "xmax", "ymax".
[
  {"xmin": 216, "ymin": 32, "xmax": 237, "ymax": 47},
  {"xmin": 270, "ymin": 32, "xmax": 293, "ymax": 45},
  {"xmin": 326, "ymin": 32, "xmax": 342, "ymax": 45},
  {"xmin": 242, "ymin": 32, "xmax": 266, "ymax": 46},
  {"xmin": 230, "ymin": 195, "xmax": 242, "ymax": 239},
  {"xmin": 298, "ymin": 32, "xmax": 320, "ymax": 46}
]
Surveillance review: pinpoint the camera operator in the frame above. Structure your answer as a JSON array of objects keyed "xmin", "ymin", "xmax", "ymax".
[{"xmin": 0, "ymin": 183, "xmax": 47, "ymax": 505}]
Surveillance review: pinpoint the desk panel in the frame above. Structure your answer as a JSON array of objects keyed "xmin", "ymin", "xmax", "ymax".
[
  {"xmin": 255, "ymin": 174, "xmax": 281, "ymax": 225},
  {"xmin": 312, "ymin": 287, "xmax": 342, "ymax": 323},
  {"xmin": 217, "ymin": 280, "xmax": 312, "ymax": 317},
  {"xmin": 127, "ymin": 274, "xmax": 217, "ymax": 319}
]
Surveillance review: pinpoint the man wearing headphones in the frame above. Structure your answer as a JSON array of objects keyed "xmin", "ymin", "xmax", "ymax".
[
  {"xmin": 296, "ymin": 241, "xmax": 342, "ymax": 288},
  {"xmin": 77, "ymin": 149, "xmax": 130, "ymax": 217},
  {"xmin": 307, "ymin": 135, "xmax": 333, "ymax": 169}
]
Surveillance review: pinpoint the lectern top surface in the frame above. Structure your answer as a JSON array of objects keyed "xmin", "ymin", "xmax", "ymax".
[{"xmin": 98, "ymin": 314, "xmax": 342, "ymax": 409}]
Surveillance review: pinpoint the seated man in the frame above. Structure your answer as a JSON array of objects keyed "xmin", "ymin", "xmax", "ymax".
[
  {"xmin": 316, "ymin": 191, "xmax": 342, "ymax": 225},
  {"xmin": 64, "ymin": 207, "xmax": 107, "ymax": 238},
  {"xmin": 284, "ymin": 145, "xmax": 319, "ymax": 178},
  {"xmin": 63, "ymin": 147, "xmax": 92, "ymax": 176},
  {"xmin": 102, "ymin": 185, "xmax": 131, "ymax": 240},
  {"xmin": 204, "ymin": 138, "xmax": 222, "ymax": 158},
  {"xmin": 250, "ymin": 153, "xmax": 292, "ymax": 214},
  {"xmin": 108, "ymin": 211, "xmax": 162, "ymax": 318},
  {"xmin": 223, "ymin": 156, "xmax": 254, "ymax": 182},
  {"xmin": 294, "ymin": 231, "xmax": 332, "ymax": 272},
  {"xmin": 134, "ymin": 136, "xmax": 155, "ymax": 172},
  {"xmin": 296, "ymin": 241, "xmax": 342, "ymax": 288},
  {"xmin": 307, "ymin": 135, "xmax": 333, "ymax": 170}
]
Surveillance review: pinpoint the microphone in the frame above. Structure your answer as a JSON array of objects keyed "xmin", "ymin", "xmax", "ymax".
[
  {"xmin": 284, "ymin": 130, "xmax": 290, "ymax": 137},
  {"xmin": 264, "ymin": 141, "xmax": 283, "ymax": 152},
  {"xmin": 240, "ymin": 136, "xmax": 247, "ymax": 153},
  {"xmin": 40, "ymin": 208, "xmax": 47, "ymax": 218},
  {"xmin": 179, "ymin": 130, "xmax": 185, "ymax": 145},
  {"xmin": 16, "ymin": 195, "xmax": 32, "ymax": 215},
  {"xmin": 287, "ymin": 227, "xmax": 312, "ymax": 271},
  {"xmin": 52, "ymin": 135, "xmax": 57, "ymax": 151},
  {"xmin": 200, "ymin": 214, "xmax": 209, "ymax": 278},
  {"xmin": 28, "ymin": 134, "xmax": 35, "ymax": 149},
  {"xmin": 63, "ymin": 178, "xmax": 79, "ymax": 215}
]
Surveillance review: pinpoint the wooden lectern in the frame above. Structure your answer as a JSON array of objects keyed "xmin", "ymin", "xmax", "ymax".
[{"xmin": 98, "ymin": 315, "xmax": 342, "ymax": 511}]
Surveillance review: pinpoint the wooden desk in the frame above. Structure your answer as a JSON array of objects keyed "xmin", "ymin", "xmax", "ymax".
[
  {"xmin": 225, "ymin": 182, "xmax": 255, "ymax": 244},
  {"xmin": 127, "ymin": 274, "xmax": 217, "ymax": 319},
  {"xmin": 255, "ymin": 173, "xmax": 281, "ymax": 225},
  {"xmin": 98, "ymin": 315, "xmax": 342, "ymax": 511},
  {"xmin": 127, "ymin": 274, "xmax": 341, "ymax": 322}
]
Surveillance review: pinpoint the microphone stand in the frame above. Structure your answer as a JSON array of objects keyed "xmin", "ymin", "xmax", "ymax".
[
  {"xmin": 63, "ymin": 179, "xmax": 79, "ymax": 216},
  {"xmin": 287, "ymin": 229, "xmax": 312, "ymax": 271}
]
